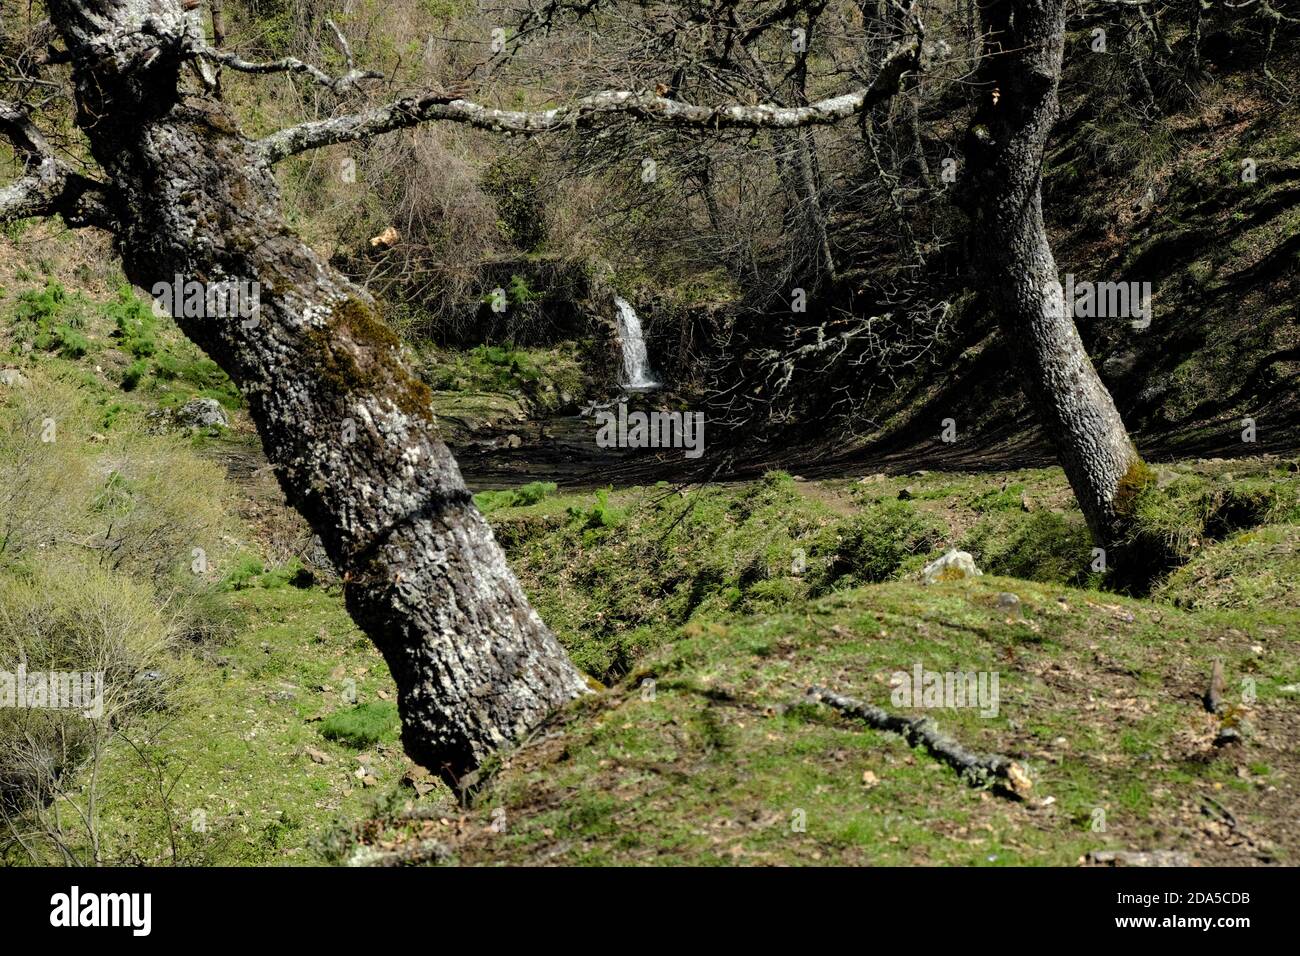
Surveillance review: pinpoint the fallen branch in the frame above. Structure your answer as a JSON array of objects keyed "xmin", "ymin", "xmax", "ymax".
[{"xmin": 806, "ymin": 685, "xmax": 1033, "ymax": 799}]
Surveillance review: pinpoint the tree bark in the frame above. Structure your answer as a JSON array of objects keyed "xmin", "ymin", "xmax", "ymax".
[
  {"xmin": 960, "ymin": 0, "xmax": 1145, "ymax": 550},
  {"xmin": 208, "ymin": 0, "xmax": 226, "ymax": 98},
  {"xmin": 46, "ymin": 0, "xmax": 589, "ymax": 783}
]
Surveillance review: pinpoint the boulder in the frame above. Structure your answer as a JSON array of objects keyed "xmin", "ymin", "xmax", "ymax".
[
  {"xmin": 176, "ymin": 397, "xmax": 228, "ymax": 428},
  {"xmin": 922, "ymin": 549, "xmax": 982, "ymax": 584},
  {"xmin": 996, "ymin": 591, "xmax": 1022, "ymax": 617}
]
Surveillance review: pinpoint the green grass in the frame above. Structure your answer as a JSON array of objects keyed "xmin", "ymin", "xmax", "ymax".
[
  {"xmin": 18, "ymin": 450, "xmax": 1300, "ymax": 866},
  {"xmin": 321, "ymin": 702, "xmax": 401, "ymax": 748},
  {"xmin": 420, "ymin": 341, "xmax": 587, "ymax": 415},
  {"xmin": 4, "ymin": 281, "xmax": 243, "ymax": 412},
  {"xmin": 345, "ymin": 567, "xmax": 1298, "ymax": 865},
  {"xmin": 62, "ymin": 581, "xmax": 412, "ymax": 865},
  {"xmin": 474, "ymin": 480, "xmax": 557, "ymax": 514}
]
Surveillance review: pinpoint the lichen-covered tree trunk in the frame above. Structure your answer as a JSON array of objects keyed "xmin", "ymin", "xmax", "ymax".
[
  {"xmin": 961, "ymin": 0, "xmax": 1144, "ymax": 549},
  {"xmin": 48, "ymin": 0, "xmax": 588, "ymax": 782}
]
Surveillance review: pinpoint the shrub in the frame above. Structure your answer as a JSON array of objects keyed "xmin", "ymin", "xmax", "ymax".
[
  {"xmin": 52, "ymin": 326, "xmax": 91, "ymax": 359},
  {"xmin": 105, "ymin": 286, "xmax": 158, "ymax": 358},
  {"xmin": 0, "ymin": 561, "xmax": 174, "ymax": 817},
  {"xmin": 220, "ymin": 554, "xmax": 266, "ymax": 591},
  {"xmin": 0, "ymin": 375, "xmax": 95, "ymax": 565},
  {"xmin": 121, "ymin": 358, "xmax": 149, "ymax": 391},
  {"xmin": 962, "ymin": 510, "xmax": 1096, "ymax": 586},
  {"xmin": 7, "ymin": 281, "xmax": 95, "ymax": 359},
  {"xmin": 568, "ymin": 488, "xmax": 623, "ymax": 530},
  {"xmin": 88, "ymin": 433, "xmax": 232, "ymax": 584},
  {"xmin": 810, "ymin": 502, "xmax": 947, "ymax": 591}
]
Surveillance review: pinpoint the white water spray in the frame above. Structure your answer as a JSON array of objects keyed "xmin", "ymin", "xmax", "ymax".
[{"xmin": 614, "ymin": 296, "xmax": 659, "ymax": 389}]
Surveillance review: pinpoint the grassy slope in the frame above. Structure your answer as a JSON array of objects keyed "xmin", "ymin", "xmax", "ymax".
[
  {"xmin": 341, "ymin": 470, "xmax": 1300, "ymax": 866},
  {"xmin": 86, "ymin": 580, "xmax": 406, "ymax": 865},
  {"xmin": 0, "ymin": 277, "xmax": 411, "ymax": 865},
  {"xmin": 2, "ymin": 279, "xmax": 1297, "ymax": 864}
]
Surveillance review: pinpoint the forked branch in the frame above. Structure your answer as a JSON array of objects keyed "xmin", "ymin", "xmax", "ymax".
[{"xmin": 192, "ymin": 18, "xmax": 382, "ymax": 93}]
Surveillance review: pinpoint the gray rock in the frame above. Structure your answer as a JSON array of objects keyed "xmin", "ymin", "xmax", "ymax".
[
  {"xmin": 1101, "ymin": 350, "xmax": 1138, "ymax": 380},
  {"xmin": 0, "ymin": 368, "xmax": 27, "ymax": 387},
  {"xmin": 922, "ymin": 549, "xmax": 982, "ymax": 584},
  {"xmin": 996, "ymin": 592, "xmax": 1022, "ymax": 617},
  {"xmin": 176, "ymin": 397, "xmax": 228, "ymax": 428}
]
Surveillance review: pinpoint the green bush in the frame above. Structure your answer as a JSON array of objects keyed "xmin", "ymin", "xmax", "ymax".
[
  {"xmin": 220, "ymin": 554, "xmax": 266, "ymax": 591},
  {"xmin": 0, "ymin": 561, "xmax": 175, "ymax": 818},
  {"xmin": 963, "ymin": 510, "xmax": 1096, "ymax": 586},
  {"xmin": 568, "ymin": 488, "xmax": 623, "ymax": 530},
  {"xmin": 105, "ymin": 286, "xmax": 158, "ymax": 358},
  {"xmin": 8, "ymin": 281, "xmax": 94, "ymax": 359},
  {"xmin": 810, "ymin": 501, "xmax": 946, "ymax": 591},
  {"xmin": 51, "ymin": 326, "xmax": 91, "ymax": 359},
  {"xmin": 121, "ymin": 358, "xmax": 149, "ymax": 391}
]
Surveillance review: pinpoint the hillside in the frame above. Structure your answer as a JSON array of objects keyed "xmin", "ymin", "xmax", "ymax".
[
  {"xmin": 1, "ymin": 287, "xmax": 1297, "ymax": 863},
  {"xmin": 0, "ymin": 0, "xmax": 1295, "ymax": 873}
]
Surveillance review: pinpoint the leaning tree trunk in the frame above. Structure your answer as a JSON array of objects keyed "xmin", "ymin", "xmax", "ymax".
[
  {"xmin": 960, "ymin": 0, "xmax": 1146, "ymax": 551},
  {"xmin": 48, "ymin": 0, "xmax": 588, "ymax": 782}
]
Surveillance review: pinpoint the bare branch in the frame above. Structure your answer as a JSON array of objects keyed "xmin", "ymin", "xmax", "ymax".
[
  {"xmin": 256, "ymin": 40, "xmax": 919, "ymax": 164},
  {"xmin": 324, "ymin": 18, "xmax": 359, "ymax": 72},
  {"xmin": 0, "ymin": 101, "xmax": 113, "ymax": 227},
  {"xmin": 193, "ymin": 17, "xmax": 384, "ymax": 97},
  {"xmin": 807, "ymin": 686, "xmax": 1033, "ymax": 799}
]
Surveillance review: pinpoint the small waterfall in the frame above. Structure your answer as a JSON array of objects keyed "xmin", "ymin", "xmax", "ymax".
[{"xmin": 613, "ymin": 296, "xmax": 659, "ymax": 389}]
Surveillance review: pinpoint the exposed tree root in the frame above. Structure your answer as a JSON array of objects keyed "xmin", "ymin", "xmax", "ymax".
[{"xmin": 806, "ymin": 686, "xmax": 1033, "ymax": 800}]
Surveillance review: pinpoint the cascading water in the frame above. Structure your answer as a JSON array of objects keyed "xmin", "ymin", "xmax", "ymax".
[{"xmin": 614, "ymin": 296, "xmax": 660, "ymax": 390}]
